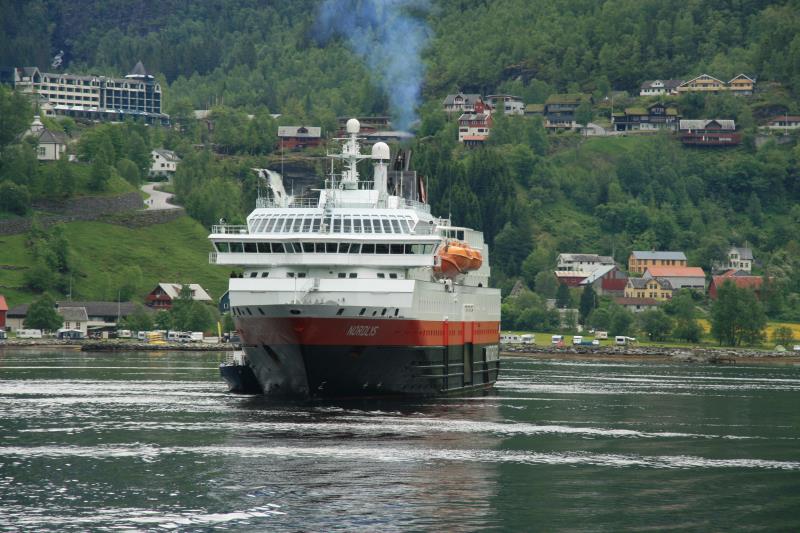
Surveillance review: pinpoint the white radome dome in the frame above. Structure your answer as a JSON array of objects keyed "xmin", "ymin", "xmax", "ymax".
[
  {"xmin": 371, "ymin": 142, "xmax": 390, "ymax": 161},
  {"xmin": 346, "ymin": 118, "xmax": 360, "ymax": 134}
]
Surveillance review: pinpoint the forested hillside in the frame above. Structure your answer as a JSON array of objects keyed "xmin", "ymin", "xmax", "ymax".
[{"xmin": 2, "ymin": 0, "xmax": 800, "ymax": 325}]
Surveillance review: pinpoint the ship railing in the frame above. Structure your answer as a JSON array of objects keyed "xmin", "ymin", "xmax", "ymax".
[
  {"xmin": 324, "ymin": 179, "xmax": 376, "ymax": 190},
  {"xmin": 212, "ymin": 224, "xmax": 249, "ymax": 234},
  {"xmin": 399, "ymin": 198, "xmax": 431, "ymax": 213},
  {"xmin": 256, "ymin": 197, "xmax": 320, "ymax": 209}
]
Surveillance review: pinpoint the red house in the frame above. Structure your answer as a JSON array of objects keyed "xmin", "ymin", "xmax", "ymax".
[
  {"xmin": 679, "ymin": 119, "xmax": 740, "ymax": 146},
  {"xmin": 278, "ymin": 126, "xmax": 322, "ymax": 150},
  {"xmin": 708, "ymin": 270, "xmax": 764, "ymax": 299},
  {"xmin": 145, "ymin": 283, "xmax": 213, "ymax": 310},
  {"xmin": 0, "ymin": 294, "xmax": 7, "ymax": 329}
]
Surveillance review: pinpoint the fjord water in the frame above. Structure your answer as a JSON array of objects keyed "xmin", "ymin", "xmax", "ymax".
[{"xmin": 1, "ymin": 349, "xmax": 799, "ymax": 531}]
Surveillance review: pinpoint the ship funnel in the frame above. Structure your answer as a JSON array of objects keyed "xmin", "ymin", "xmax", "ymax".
[{"xmin": 372, "ymin": 142, "xmax": 389, "ymax": 196}]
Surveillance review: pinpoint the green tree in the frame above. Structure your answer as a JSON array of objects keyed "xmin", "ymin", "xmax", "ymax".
[
  {"xmin": 533, "ymin": 270, "xmax": 558, "ymax": 298},
  {"xmin": 154, "ymin": 310, "xmax": 173, "ymax": 330},
  {"xmin": 711, "ymin": 281, "xmax": 767, "ymax": 346},
  {"xmin": 638, "ymin": 309, "xmax": 673, "ymax": 341},
  {"xmin": 575, "ymin": 99, "xmax": 593, "ymax": 128},
  {"xmin": 0, "ymin": 85, "xmax": 32, "ymax": 147},
  {"xmin": 116, "ymin": 158, "xmax": 141, "ymax": 186},
  {"xmin": 89, "ymin": 158, "xmax": 110, "ymax": 191},
  {"xmin": 121, "ymin": 304, "xmax": 154, "ymax": 332},
  {"xmin": 578, "ymin": 285, "xmax": 597, "ymax": 325},
  {"xmin": 24, "ymin": 293, "xmax": 62, "ymax": 331},
  {"xmin": 0, "ymin": 180, "xmax": 30, "ymax": 215},
  {"xmin": 555, "ymin": 283, "xmax": 571, "ymax": 309},
  {"xmin": 772, "ymin": 326, "xmax": 794, "ymax": 346}
]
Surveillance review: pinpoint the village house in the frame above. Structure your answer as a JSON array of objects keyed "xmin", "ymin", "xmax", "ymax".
[
  {"xmin": 544, "ymin": 94, "xmax": 590, "ymax": 130},
  {"xmin": 727, "ymin": 74, "xmax": 756, "ymax": 95},
  {"xmin": 443, "ymin": 93, "xmax": 485, "ymax": 115},
  {"xmin": 708, "ymin": 270, "xmax": 764, "ymax": 300},
  {"xmin": 579, "ymin": 265, "xmax": 628, "ymax": 296},
  {"xmin": 679, "ymin": 119, "xmax": 740, "ymax": 146},
  {"xmin": 611, "ymin": 102, "xmax": 680, "ymax": 132},
  {"xmin": 639, "ymin": 79, "xmax": 683, "ymax": 97},
  {"xmin": 0, "ymin": 294, "xmax": 7, "ymax": 330},
  {"xmin": 457, "ymin": 112, "xmax": 492, "ymax": 145},
  {"xmin": 628, "ymin": 251, "xmax": 687, "ymax": 274},
  {"xmin": 643, "ymin": 266, "xmax": 706, "ymax": 291},
  {"xmin": 487, "ymin": 94, "xmax": 525, "ymax": 115},
  {"xmin": 149, "ymin": 149, "xmax": 180, "ymax": 178},
  {"xmin": 765, "ymin": 115, "xmax": 800, "ymax": 130},
  {"xmin": 677, "ymin": 74, "xmax": 726, "ymax": 94},
  {"xmin": 556, "ymin": 253, "xmax": 615, "ymax": 273},
  {"xmin": 4, "ymin": 301, "xmax": 152, "ymax": 332},
  {"xmin": 624, "ymin": 277, "xmax": 673, "ymax": 301},
  {"xmin": 277, "ymin": 126, "xmax": 322, "ymax": 150},
  {"xmin": 25, "ymin": 116, "xmax": 68, "ymax": 161},
  {"xmin": 57, "ymin": 307, "xmax": 89, "ymax": 335},
  {"xmin": 613, "ymin": 296, "xmax": 660, "ymax": 313},
  {"xmin": 145, "ymin": 283, "xmax": 213, "ymax": 310},
  {"xmin": 713, "ymin": 246, "xmax": 754, "ymax": 273}
]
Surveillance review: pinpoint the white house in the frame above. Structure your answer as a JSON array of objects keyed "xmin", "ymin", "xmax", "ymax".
[
  {"xmin": 639, "ymin": 79, "xmax": 683, "ymax": 96},
  {"xmin": 556, "ymin": 253, "xmax": 615, "ymax": 274},
  {"xmin": 714, "ymin": 246, "xmax": 753, "ymax": 273},
  {"xmin": 150, "ymin": 149, "xmax": 180, "ymax": 178},
  {"xmin": 57, "ymin": 306, "xmax": 89, "ymax": 335},
  {"xmin": 457, "ymin": 112, "xmax": 492, "ymax": 145},
  {"xmin": 487, "ymin": 94, "xmax": 525, "ymax": 115},
  {"xmin": 25, "ymin": 115, "xmax": 68, "ymax": 161}
]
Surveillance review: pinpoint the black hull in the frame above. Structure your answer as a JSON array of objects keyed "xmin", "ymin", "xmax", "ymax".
[
  {"xmin": 219, "ymin": 363, "xmax": 262, "ymax": 394},
  {"xmin": 242, "ymin": 343, "xmax": 500, "ymax": 399}
]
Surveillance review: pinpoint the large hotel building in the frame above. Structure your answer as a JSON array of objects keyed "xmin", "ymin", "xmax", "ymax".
[{"xmin": 10, "ymin": 61, "xmax": 168, "ymax": 124}]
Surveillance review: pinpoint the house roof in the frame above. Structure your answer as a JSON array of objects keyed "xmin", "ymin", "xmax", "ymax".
[
  {"xmin": 554, "ymin": 271, "xmax": 589, "ymax": 279},
  {"xmin": 728, "ymin": 73, "xmax": 755, "ymax": 83},
  {"xmin": 156, "ymin": 283, "xmax": 213, "ymax": 301},
  {"xmin": 525, "ymin": 103, "xmax": 544, "ymax": 112},
  {"xmin": 730, "ymin": 246, "xmax": 753, "ymax": 260},
  {"xmin": 277, "ymin": 126, "xmax": 321, "ymax": 138},
  {"xmin": 645, "ymin": 266, "xmax": 705, "ymax": 278},
  {"xmin": 767, "ymin": 115, "xmax": 800, "ymax": 123},
  {"xmin": 545, "ymin": 93, "xmax": 587, "ymax": 105},
  {"xmin": 580, "ymin": 264, "xmax": 618, "ymax": 284},
  {"xmin": 558, "ymin": 253, "xmax": 614, "ymax": 264},
  {"xmin": 624, "ymin": 107, "xmax": 648, "ymax": 116},
  {"xmin": 37, "ymin": 129, "xmax": 67, "ymax": 145},
  {"xmin": 631, "ymin": 251, "xmax": 687, "ymax": 261},
  {"xmin": 640, "ymin": 79, "xmax": 684, "ymax": 90},
  {"xmin": 0, "ymin": 295, "xmax": 7, "ymax": 312},
  {"xmin": 458, "ymin": 112, "xmax": 491, "ymax": 122},
  {"xmin": 128, "ymin": 61, "xmax": 149, "ymax": 77},
  {"xmin": 679, "ymin": 119, "xmax": 736, "ymax": 131},
  {"xmin": 682, "ymin": 74, "xmax": 725, "ymax": 86},
  {"xmin": 57, "ymin": 306, "xmax": 89, "ymax": 322},
  {"xmin": 712, "ymin": 275, "xmax": 763, "ymax": 291},
  {"xmin": 153, "ymin": 148, "xmax": 180, "ymax": 162},
  {"xmin": 613, "ymin": 297, "xmax": 659, "ymax": 306},
  {"xmin": 628, "ymin": 277, "xmax": 673, "ymax": 290},
  {"xmin": 443, "ymin": 93, "xmax": 482, "ymax": 106}
]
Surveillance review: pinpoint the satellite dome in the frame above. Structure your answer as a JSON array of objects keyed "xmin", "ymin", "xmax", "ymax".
[
  {"xmin": 346, "ymin": 118, "xmax": 360, "ymax": 134},
  {"xmin": 371, "ymin": 142, "xmax": 390, "ymax": 161}
]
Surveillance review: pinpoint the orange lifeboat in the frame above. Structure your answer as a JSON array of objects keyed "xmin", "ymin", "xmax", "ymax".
[{"xmin": 434, "ymin": 241, "xmax": 483, "ymax": 279}]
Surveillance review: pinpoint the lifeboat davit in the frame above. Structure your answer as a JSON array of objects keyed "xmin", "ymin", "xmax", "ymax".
[{"xmin": 434, "ymin": 241, "xmax": 483, "ymax": 279}]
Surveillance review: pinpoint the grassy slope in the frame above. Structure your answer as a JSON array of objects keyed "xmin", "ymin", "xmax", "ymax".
[{"xmin": 0, "ymin": 215, "xmax": 229, "ymax": 308}]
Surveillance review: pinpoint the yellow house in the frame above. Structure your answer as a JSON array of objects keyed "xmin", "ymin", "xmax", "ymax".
[
  {"xmin": 628, "ymin": 251, "xmax": 687, "ymax": 274},
  {"xmin": 728, "ymin": 74, "xmax": 755, "ymax": 95},
  {"xmin": 677, "ymin": 74, "xmax": 726, "ymax": 93},
  {"xmin": 624, "ymin": 277, "xmax": 673, "ymax": 301}
]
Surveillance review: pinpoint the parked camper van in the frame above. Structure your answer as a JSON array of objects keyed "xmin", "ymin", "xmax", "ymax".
[
  {"xmin": 500, "ymin": 333, "xmax": 521, "ymax": 344},
  {"xmin": 17, "ymin": 329, "xmax": 43, "ymax": 339},
  {"xmin": 595, "ymin": 331, "xmax": 608, "ymax": 340},
  {"xmin": 190, "ymin": 332, "xmax": 204, "ymax": 342},
  {"xmin": 572, "ymin": 335, "xmax": 583, "ymax": 345},
  {"xmin": 520, "ymin": 334, "xmax": 534, "ymax": 344},
  {"xmin": 551, "ymin": 335, "xmax": 563, "ymax": 345},
  {"xmin": 117, "ymin": 330, "xmax": 132, "ymax": 338},
  {"xmin": 615, "ymin": 336, "xmax": 627, "ymax": 345}
]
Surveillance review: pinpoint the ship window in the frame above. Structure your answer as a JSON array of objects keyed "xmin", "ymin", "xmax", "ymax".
[
  {"xmin": 261, "ymin": 272, "xmax": 269, "ymax": 278},
  {"xmin": 338, "ymin": 243, "xmax": 349, "ymax": 253},
  {"xmin": 292, "ymin": 218, "xmax": 303, "ymax": 232},
  {"xmin": 249, "ymin": 272, "xmax": 258, "ymax": 278},
  {"xmin": 288, "ymin": 272, "xmax": 295, "ymax": 278},
  {"xmin": 404, "ymin": 244, "xmax": 413, "ymax": 254},
  {"xmin": 333, "ymin": 217, "xmax": 341, "ymax": 232},
  {"xmin": 343, "ymin": 217, "xmax": 352, "ymax": 232},
  {"xmin": 349, "ymin": 273, "xmax": 357, "ymax": 278},
  {"xmin": 216, "ymin": 242, "xmax": 230, "ymax": 253},
  {"xmin": 389, "ymin": 273, "xmax": 398, "ymax": 279},
  {"xmin": 399, "ymin": 219, "xmax": 410, "ymax": 232},
  {"xmin": 348, "ymin": 243, "xmax": 361, "ymax": 253},
  {"xmin": 312, "ymin": 217, "xmax": 321, "ymax": 231},
  {"xmin": 391, "ymin": 219, "xmax": 401, "ymax": 233},
  {"xmin": 265, "ymin": 218, "xmax": 277, "ymax": 232},
  {"xmin": 362, "ymin": 243, "xmax": 375, "ymax": 254},
  {"xmin": 376, "ymin": 244, "xmax": 389, "ymax": 254},
  {"xmin": 372, "ymin": 219, "xmax": 383, "ymax": 233},
  {"xmin": 390, "ymin": 244, "xmax": 403, "ymax": 254},
  {"xmin": 363, "ymin": 218, "xmax": 372, "ymax": 233},
  {"xmin": 338, "ymin": 273, "xmax": 346, "ymax": 278},
  {"xmin": 424, "ymin": 244, "xmax": 435, "ymax": 253},
  {"xmin": 230, "ymin": 242, "xmax": 244, "ymax": 253},
  {"xmin": 315, "ymin": 242, "xmax": 325, "ymax": 253},
  {"xmin": 257, "ymin": 242, "xmax": 270, "ymax": 253},
  {"xmin": 297, "ymin": 272, "xmax": 306, "ymax": 278},
  {"xmin": 275, "ymin": 218, "xmax": 287, "ymax": 232},
  {"xmin": 302, "ymin": 242, "xmax": 314, "ymax": 253},
  {"xmin": 372, "ymin": 310, "xmax": 378, "ymax": 316},
  {"xmin": 258, "ymin": 307, "xmax": 265, "ymax": 315},
  {"xmin": 359, "ymin": 307, "xmax": 366, "ymax": 315},
  {"xmin": 246, "ymin": 308, "xmax": 252, "ymax": 316},
  {"xmin": 288, "ymin": 242, "xmax": 301, "ymax": 253},
  {"xmin": 282, "ymin": 218, "xmax": 293, "ymax": 232},
  {"xmin": 381, "ymin": 308, "xmax": 387, "ymax": 316},
  {"xmin": 378, "ymin": 273, "xmax": 385, "ymax": 279},
  {"xmin": 244, "ymin": 242, "xmax": 258, "ymax": 253},
  {"xmin": 382, "ymin": 219, "xmax": 392, "ymax": 233},
  {"xmin": 302, "ymin": 218, "xmax": 312, "ymax": 232},
  {"xmin": 326, "ymin": 243, "xmax": 337, "ymax": 253},
  {"xmin": 353, "ymin": 218, "xmax": 362, "ymax": 233},
  {"xmin": 394, "ymin": 308, "xmax": 399, "ymax": 316},
  {"xmin": 336, "ymin": 308, "xmax": 344, "ymax": 315},
  {"xmin": 457, "ymin": 230, "xmax": 465, "ymax": 240},
  {"xmin": 271, "ymin": 243, "xmax": 286, "ymax": 253}
]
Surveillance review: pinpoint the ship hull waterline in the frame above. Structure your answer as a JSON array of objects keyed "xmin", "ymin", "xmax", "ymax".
[{"xmin": 235, "ymin": 316, "xmax": 501, "ymax": 398}]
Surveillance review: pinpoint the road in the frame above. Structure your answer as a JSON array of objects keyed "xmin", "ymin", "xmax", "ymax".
[{"xmin": 141, "ymin": 182, "xmax": 182, "ymax": 210}]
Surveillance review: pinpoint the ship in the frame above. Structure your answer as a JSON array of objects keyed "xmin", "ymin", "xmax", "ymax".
[{"xmin": 209, "ymin": 119, "xmax": 501, "ymax": 398}]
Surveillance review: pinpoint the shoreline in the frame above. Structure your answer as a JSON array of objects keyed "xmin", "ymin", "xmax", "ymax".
[{"xmin": 0, "ymin": 340, "xmax": 228, "ymax": 352}]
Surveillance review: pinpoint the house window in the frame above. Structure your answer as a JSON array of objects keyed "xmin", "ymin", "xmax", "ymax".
[{"xmin": 38, "ymin": 147, "xmax": 46, "ymax": 157}]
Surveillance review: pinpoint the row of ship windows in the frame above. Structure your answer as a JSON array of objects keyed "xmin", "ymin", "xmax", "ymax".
[
  {"xmin": 233, "ymin": 306, "xmax": 401, "ymax": 318},
  {"xmin": 216, "ymin": 242, "xmax": 437, "ymax": 254},
  {"xmin": 250, "ymin": 215, "xmax": 414, "ymax": 234},
  {"xmin": 244, "ymin": 271, "xmax": 400, "ymax": 279}
]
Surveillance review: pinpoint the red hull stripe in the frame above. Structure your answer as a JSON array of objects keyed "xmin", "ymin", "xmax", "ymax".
[{"xmin": 237, "ymin": 317, "xmax": 500, "ymax": 347}]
